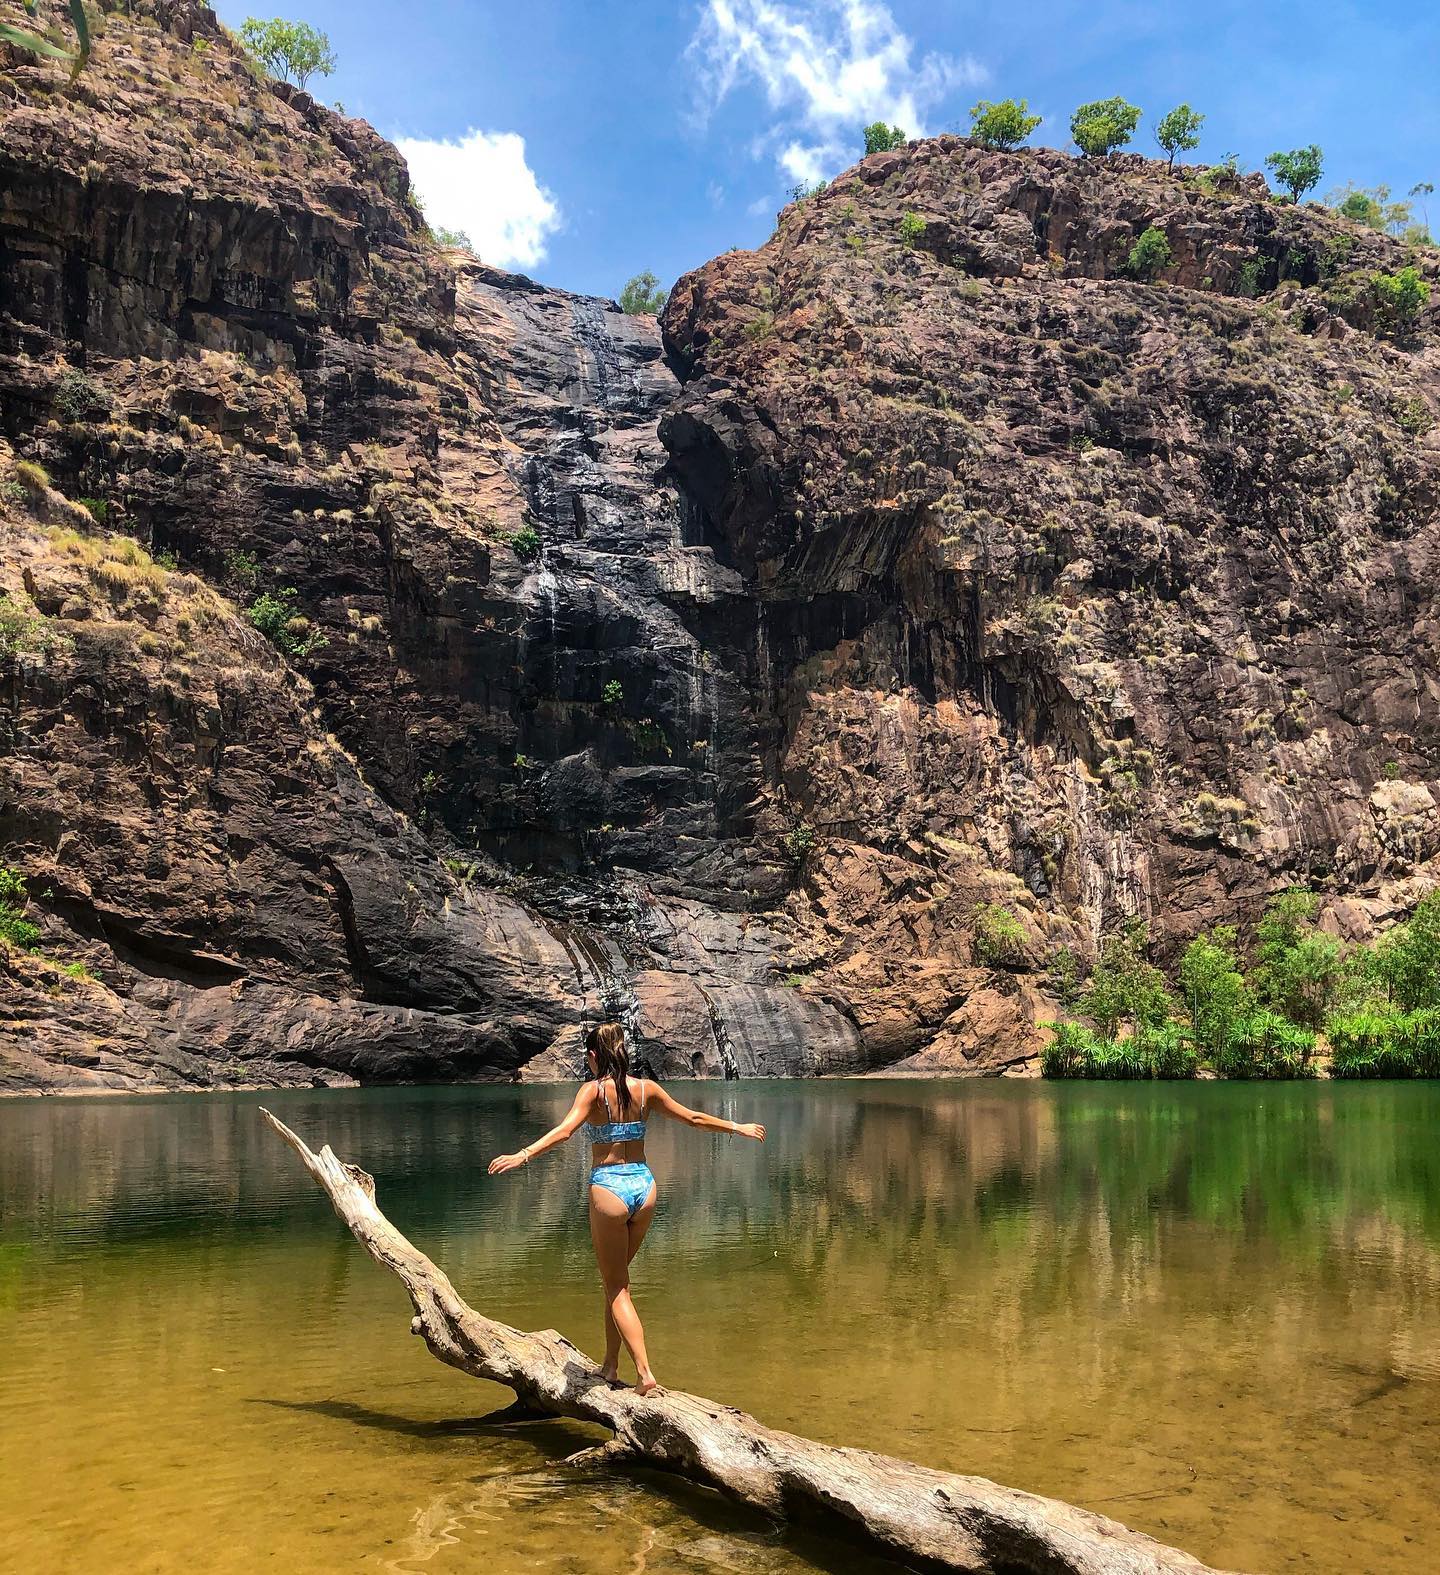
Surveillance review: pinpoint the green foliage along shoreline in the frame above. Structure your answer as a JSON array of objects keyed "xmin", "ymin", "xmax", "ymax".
[{"xmin": 1043, "ymin": 889, "xmax": 1440, "ymax": 1080}]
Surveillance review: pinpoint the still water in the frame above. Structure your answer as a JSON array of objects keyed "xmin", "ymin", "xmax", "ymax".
[{"xmin": 3, "ymin": 1080, "xmax": 1439, "ymax": 1574}]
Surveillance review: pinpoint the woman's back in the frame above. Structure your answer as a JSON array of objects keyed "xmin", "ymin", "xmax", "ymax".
[{"xmin": 583, "ymin": 1075, "xmax": 648, "ymax": 1163}]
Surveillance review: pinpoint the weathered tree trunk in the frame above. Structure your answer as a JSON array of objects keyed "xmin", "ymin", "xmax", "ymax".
[{"xmin": 259, "ymin": 1109, "xmax": 1232, "ymax": 1575}]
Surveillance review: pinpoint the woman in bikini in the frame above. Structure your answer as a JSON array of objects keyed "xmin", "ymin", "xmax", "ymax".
[{"xmin": 487, "ymin": 1021, "xmax": 765, "ymax": 1394}]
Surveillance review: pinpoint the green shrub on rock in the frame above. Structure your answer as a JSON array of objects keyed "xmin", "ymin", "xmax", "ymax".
[
  {"xmin": 968, "ymin": 99, "xmax": 1041, "ymax": 152},
  {"xmin": 785, "ymin": 824, "xmax": 816, "ymax": 865},
  {"xmin": 0, "ymin": 592, "xmax": 65, "ymax": 664},
  {"xmin": 862, "ymin": 122, "xmax": 907, "ymax": 154},
  {"xmin": 898, "ymin": 211, "xmax": 925, "ymax": 248},
  {"xmin": 509, "ymin": 524, "xmax": 542, "ymax": 562},
  {"xmin": 971, "ymin": 903, "xmax": 1025, "ymax": 967},
  {"xmin": 1126, "ymin": 226, "xmax": 1173, "ymax": 279},
  {"xmin": 1265, "ymin": 145, "xmax": 1323, "ymax": 204},
  {"xmin": 0, "ymin": 867, "xmax": 41, "ymax": 952},
  {"xmin": 1047, "ymin": 944, "xmax": 1083, "ymax": 1005},
  {"xmin": 247, "ymin": 587, "xmax": 328, "ymax": 659},
  {"xmin": 1071, "ymin": 97, "xmax": 1141, "ymax": 158},
  {"xmin": 238, "ymin": 17, "xmax": 337, "ymax": 89},
  {"xmin": 1370, "ymin": 265, "xmax": 1429, "ymax": 337},
  {"xmin": 618, "ymin": 272, "xmax": 667, "ymax": 315},
  {"xmin": 54, "ymin": 368, "xmax": 111, "ymax": 423},
  {"xmin": 1155, "ymin": 104, "xmax": 1204, "ymax": 168}
]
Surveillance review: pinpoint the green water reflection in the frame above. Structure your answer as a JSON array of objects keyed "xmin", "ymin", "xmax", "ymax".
[{"xmin": 2, "ymin": 1080, "xmax": 1438, "ymax": 1573}]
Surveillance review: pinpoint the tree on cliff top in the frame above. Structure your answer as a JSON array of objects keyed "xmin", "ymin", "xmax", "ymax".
[
  {"xmin": 239, "ymin": 17, "xmax": 337, "ymax": 90},
  {"xmin": 618, "ymin": 272, "xmax": 667, "ymax": 315},
  {"xmin": 1265, "ymin": 145, "xmax": 1323, "ymax": 204},
  {"xmin": 1070, "ymin": 97, "xmax": 1141, "ymax": 157},
  {"xmin": 863, "ymin": 122, "xmax": 907, "ymax": 154},
  {"xmin": 1327, "ymin": 182, "xmax": 1414, "ymax": 235},
  {"xmin": 968, "ymin": 99, "xmax": 1042, "ymax": 152},
  {"xmin": 1155, "ymin": 104, "xmax": 1204, "ymax": 168}
]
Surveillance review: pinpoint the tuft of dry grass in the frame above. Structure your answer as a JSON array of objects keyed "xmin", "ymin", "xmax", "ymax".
[
  {"xmin": 46, "ymin": 526, "xmax": 169, "ymax": 596},
  {"xmin": 14, "ymin": 460, "xmax": 51, "ymax": 494}
]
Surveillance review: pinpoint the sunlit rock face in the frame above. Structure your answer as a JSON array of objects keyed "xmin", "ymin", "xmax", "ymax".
[
  {"xmin": 2, "ymin": 2, "xmax": 1437, "ymax": 1090},
  {"xmin": 661, "ymin": 138, "xmax": 1440, "ymax": 979}
]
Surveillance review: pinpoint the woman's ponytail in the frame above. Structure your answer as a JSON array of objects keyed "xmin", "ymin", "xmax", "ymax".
[{"xmin": 585, "ymin": 1021, "xmax": 630, "ymax": 1115}]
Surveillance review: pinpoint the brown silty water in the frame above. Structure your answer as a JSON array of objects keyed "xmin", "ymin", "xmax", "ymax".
[{"xmin": 2, "ymin": 1080, "xmax": 1438, "ymax": 1573}]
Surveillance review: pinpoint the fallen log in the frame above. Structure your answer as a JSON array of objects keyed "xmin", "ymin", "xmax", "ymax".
[{"xmin": 259, "ymin": 1108, "xmax": 1233, "ymax": 1575}]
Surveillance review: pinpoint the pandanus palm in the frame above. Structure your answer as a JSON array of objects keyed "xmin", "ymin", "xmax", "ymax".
[{"xmin": 1, "ymin": 0, "xmax": 92, "ymax": 78}]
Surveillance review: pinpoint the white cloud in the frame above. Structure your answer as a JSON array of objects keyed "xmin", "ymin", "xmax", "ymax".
[
  {"xmin": 780, "ymin": 141, "xmax": 829, "ymax": 186},
  {"xmin": 395, "ymin": 129, "xmax": 560, "ymax": 272},
  {"xmin": 688, "ymin": 0, "xmax": 984, "ymax": 187}
]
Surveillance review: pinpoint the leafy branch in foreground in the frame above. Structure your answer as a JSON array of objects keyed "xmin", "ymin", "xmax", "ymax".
[{"xmin": 0, "ymin": 0, "xmax": 91, "ymax": 78}]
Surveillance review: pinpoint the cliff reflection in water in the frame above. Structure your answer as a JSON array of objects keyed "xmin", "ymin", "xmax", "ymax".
[
  {"xmin": 3, "ymin": 1081, "xmax": 1439, "ymax": 1575},
  {"xmin": 6, "ymin": 1078, "xmax": 1440, "ymax": 1265}
]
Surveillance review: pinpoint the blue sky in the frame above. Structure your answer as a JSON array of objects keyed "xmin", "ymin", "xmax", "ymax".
[{"xmin": 214, "ymin": 1, "xmax": 1440, "ymax": 300}]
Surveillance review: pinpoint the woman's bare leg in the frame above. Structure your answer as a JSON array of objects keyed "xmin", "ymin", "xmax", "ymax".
[
  {"xmin": 590, "ymin": 1184, "xmax": 659, "ymax": 1392},
  {"xmin": 600, "ymin": 1188, "xmax": 657, "ymax": 1378}
]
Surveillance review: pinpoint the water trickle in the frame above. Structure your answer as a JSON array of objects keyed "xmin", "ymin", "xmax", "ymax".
[{"xmin": 698, "ymin": 984, "xmax": 742, "ymax": 1079}]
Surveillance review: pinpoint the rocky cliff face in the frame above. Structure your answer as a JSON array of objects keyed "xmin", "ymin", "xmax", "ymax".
[
  {"xmin": 662, "ymin": 141, "xmax": 1440, "ymax": 978},
  {"xmin": 3, "ymin": 1, "xmax": 1437, "ymax": 1091}
]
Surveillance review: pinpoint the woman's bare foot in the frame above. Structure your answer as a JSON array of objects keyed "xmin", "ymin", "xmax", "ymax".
[
  {"xmin": 634, "ymin": 1371, "xmax": 659, "ymax": 1396},
  {"xmin": 600, "ymin": 1361, "xmax": 621, "ymax": 1385}
]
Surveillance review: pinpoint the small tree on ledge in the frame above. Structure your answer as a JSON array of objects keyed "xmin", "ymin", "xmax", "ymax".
[
  {"xmin": 618, "ymin": 272, "xmax": 668, "ymax": 314},
  {"xmin": 968, "ymin": 99, "xmax": 1042, "ymax": 152},
  {"xmin": 1155, "ymin": 104, "xmax": 1204, "ymax": 169},
  {"xmin": 239, "ymin": 17, "xmax": 338, "ymax": 90},
  {"xmin": 1071, "ymin": 97, "xmax": 1141, "ymax": 157},
  {"xmin": 863, "ymin": 122, "xmax": 907, "ymax": 155},
  {"xmin": 1265, "ymin": 145, "xmax": 1323, "ymax": 204}
]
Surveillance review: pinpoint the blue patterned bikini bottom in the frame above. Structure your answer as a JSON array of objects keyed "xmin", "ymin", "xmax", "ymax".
[{"xmin": 589, "ymin": 1162, "xmax": 655, "ymax": 1219}]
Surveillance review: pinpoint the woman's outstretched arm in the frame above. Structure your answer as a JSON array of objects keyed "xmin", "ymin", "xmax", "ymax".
[
  {"xmin": 646, "ymin": 1081, "xmax": 765, "ymax": 1142},
  {"xmin": 488, "ymin": 1085, "xmax": 595, "ymax": 1175}
]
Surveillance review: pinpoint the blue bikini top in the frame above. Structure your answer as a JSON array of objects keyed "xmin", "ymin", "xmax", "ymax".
[{"xmin": 583, "ymin": 1078, "xmax": 647, "ymax": 1143}]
